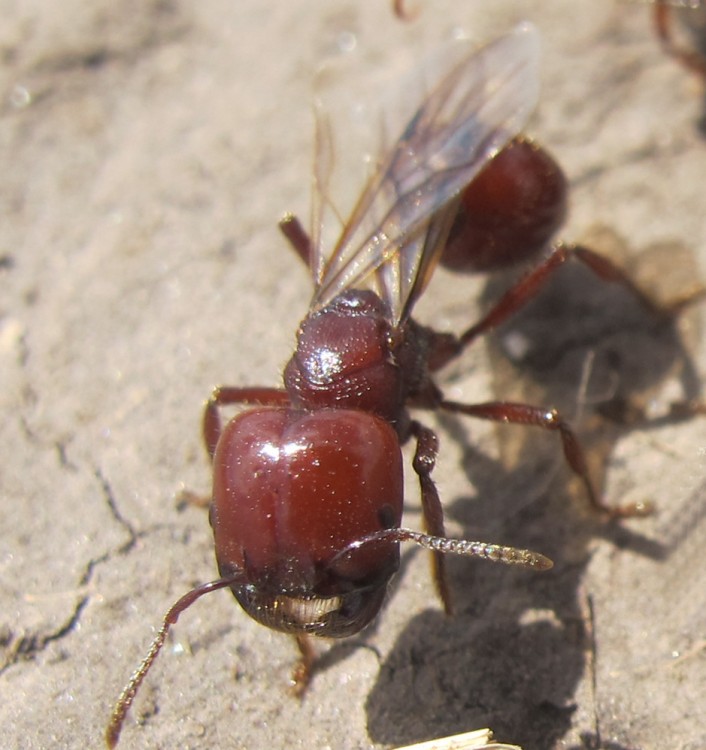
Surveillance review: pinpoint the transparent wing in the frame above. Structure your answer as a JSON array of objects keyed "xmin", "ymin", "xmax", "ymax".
[{"xmin": 309, "ymin": 22, "xmax": 540, "ymax": 326}]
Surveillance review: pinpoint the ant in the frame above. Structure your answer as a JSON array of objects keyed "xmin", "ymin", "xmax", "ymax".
[{"xmin": 106, "ymin": 23, "xmax": 664, "ymax": 747}]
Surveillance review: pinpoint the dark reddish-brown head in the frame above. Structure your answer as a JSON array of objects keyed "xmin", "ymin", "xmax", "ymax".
[
  {"xmin": 441, "ymin": 136, "xmax": 568, "ymax": 272},
  {"xmin": 210, "ymin": 406, "xmax": 404, "ymax": 637}
]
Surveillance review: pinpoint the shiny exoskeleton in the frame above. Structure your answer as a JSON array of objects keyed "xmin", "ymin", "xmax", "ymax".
[{"xmin": 106, "ymin": 23, "xmax": 657, "ymax": 748}]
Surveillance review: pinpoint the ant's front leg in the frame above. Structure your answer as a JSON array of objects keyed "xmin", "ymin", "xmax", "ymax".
[
  {"xmin": 438, "ymin": 398, "xmax": 651, "ymax": 519},
  {"xmin": 203, "ymin": 386, "xmax": 290, "ymax": 459},
  {"xmin": 409, "ymin": 420, "xmax": 453, "ymax": 614},
  {"xmin": 204, "ymin": 217, "xmax": 307, "ymax": 460},
  {"xmin": 289, "ymin": 634, "xmax": 317, "ymax": 697},
  {"xmin": 176, "ymin": 387, "xmax": 290, "ymax": 509}
]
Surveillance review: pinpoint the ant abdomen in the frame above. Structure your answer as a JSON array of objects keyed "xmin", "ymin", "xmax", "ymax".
[{"xmin": 441, "ymin": 136, "xmax": 568, "ymax": 273}]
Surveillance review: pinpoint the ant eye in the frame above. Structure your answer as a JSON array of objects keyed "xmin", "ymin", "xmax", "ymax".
[{"xmin": 378, "ymin": 503, "xmax": 398, "ymax": 529}]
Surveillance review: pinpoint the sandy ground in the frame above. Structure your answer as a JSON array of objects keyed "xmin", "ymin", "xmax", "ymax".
[{"xmin": 2, "ymin": 1, "xmax": 706, "ymax": 749}]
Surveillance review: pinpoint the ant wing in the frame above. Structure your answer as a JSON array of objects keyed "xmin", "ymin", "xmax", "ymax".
[{"xmin": 309, "ymin": 22, "xmax": 540, "ymax": 326}]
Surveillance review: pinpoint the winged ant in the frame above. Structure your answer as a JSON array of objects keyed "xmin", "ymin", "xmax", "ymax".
[{"xmin": 106, "ymin": 22, "xmax": 663, "ymax": 747}]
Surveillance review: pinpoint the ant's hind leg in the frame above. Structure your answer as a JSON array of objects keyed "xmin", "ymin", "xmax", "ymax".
[
  {"xmin": 428, "ymin": 242, "xmax": 669, "ymax": 372},
  {"xmin": 438, "ymin": 398, "xmax": 651, "ymax": 519}
]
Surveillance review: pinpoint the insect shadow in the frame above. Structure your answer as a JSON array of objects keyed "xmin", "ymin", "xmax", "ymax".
[{"xmin": 364, "ymin": 226, "xmax": 705, "ymax": 750}]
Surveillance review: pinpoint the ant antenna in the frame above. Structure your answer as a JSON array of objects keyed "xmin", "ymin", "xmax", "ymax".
[
  {"xmin": 333, "ymin": 527, "xmax": 553, "ymax": 570},
  {"xmin": 107, "ymin": 530, "xmax": 551, "ymax": 747},
  {"xmin": 106, "ymin": 575, "xmax": 242, "ymax": 749}
]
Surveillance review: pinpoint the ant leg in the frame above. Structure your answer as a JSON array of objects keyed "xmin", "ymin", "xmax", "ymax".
[
  {"xmin": 177, "ymin": 387, "xmax": 290, "ymax": 510},
  {"xmin": 392, "ymin": 0, "xmax": 419, "ymax": 21},
  {"xmin": 459, "ymin": 243, "xmax": 669, "ymax": 348},
  {"xmin": 438, "ymin": 399, "xmax": 651, "ymax": 519},
  {"xmin": 204, "ymin": 386, "xmax": 289, "ymax": 459},
  {"xmin": 410, "ymin": 421, "xmax": 453, "ymax": 614},
  {"xmin": 290, "ymin": 634, "xmax": 317, "ymax": 696},
  {"xmin": 279, "ymin": 213, "xmax": 313, "ymax": 269},
  {"xmin": 429, "ymin": 242, "xmax": 666, "ymax": 371},
  {"xmin": 668, "ymin": 400, "xmax": 706, "ymax": 419},
  {"xmin": 654, "ymin": 1, "xmax": 706, "ymax": 79}
]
